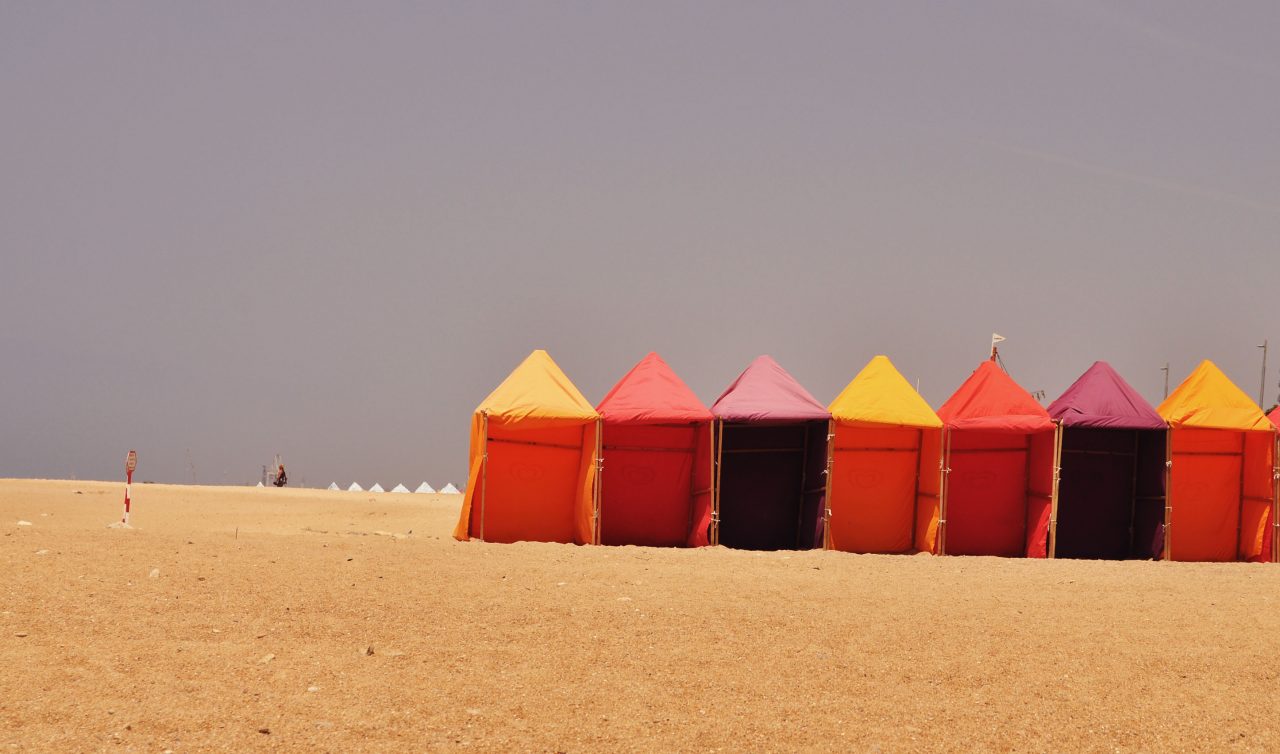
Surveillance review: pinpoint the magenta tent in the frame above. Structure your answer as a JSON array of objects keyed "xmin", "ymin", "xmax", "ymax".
[
  {"xmin": 1047, "ymin": 362, "xmax": 1167, "ymax": 559},
  {"xmin": 711, "ymin": 356, "xmax": 830, "ymax": 550}
]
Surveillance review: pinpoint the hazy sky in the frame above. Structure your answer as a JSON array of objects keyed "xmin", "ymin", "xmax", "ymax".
[{"xmin": 3, "ymin": 2, "xmax": 1278, "ymax": 486}]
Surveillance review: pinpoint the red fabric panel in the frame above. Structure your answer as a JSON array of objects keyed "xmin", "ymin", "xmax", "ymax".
[
  {"xmin": 1025, "ymin": 430, "xmax": 1056, "ymax": 558},
  {"xmin": 945, "ymin": 431, "xmax": 1030, "ymax": 556},
  {"xmin": 599, "ymin": 423, "xmax": 699, "ymax": 547},
  {"xmin": 939, "ymin": 360, "xmax": 1054, "ymax": 433},
  {"xmin": 597, "ymin": 353, "xmax": 713, "ymax": 424}
]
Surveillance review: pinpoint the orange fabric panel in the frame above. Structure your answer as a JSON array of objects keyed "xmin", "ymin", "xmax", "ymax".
[
  {"xmin": 915, "ymin": 429, "xmax": 943, "ymax": 553},
  {"xmin": 1169, "ymin": 428, "xmax": 1242, "ymax": 562},
  {"xmin": 827, "ymin": 425, "xmax": 920, "ymax": 553}
]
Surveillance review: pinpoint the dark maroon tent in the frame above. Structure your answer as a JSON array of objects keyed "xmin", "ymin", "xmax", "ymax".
[
  {"xmin": 1047, "ymin": 361, "xmax": 1167, "ymax": 559},
  {"xmin": 711, "ymin": 356, "xmax": 830, "ymax": 550}
]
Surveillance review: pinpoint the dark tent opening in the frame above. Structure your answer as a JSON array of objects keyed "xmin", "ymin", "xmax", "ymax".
[
  {"xmin": 1055, "ymin": 428, "xmax": 1166, "ymax": 559},
  {"xmin": 717, "ymin": 420, "xmax": 828, "ymax": 550}
]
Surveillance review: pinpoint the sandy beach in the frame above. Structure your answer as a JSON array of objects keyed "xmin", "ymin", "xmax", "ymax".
[{"xmin": 2, "ymin": 478, "xmax": 1278, "ymax": 752}]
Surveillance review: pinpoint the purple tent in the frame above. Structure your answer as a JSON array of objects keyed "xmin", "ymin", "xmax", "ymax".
[
  {"xmin": 1048, "ymin": 362, "xmax": 1168, "ymax": 559},
  {"xmin": 712, "ymin": 356, "xmax": 831, "ymax": 551}
]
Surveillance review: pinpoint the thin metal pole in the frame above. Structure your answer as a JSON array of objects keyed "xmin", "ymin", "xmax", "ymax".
[
  {"xmin": 1048, "ymin": 422, "xmax": 1063, "ymax": 559},
  {"xmin": 1259, "ymin": 340, "xmax": 1269, "ymax": 409},
  {"xmin": 593, "ymin": 419, "xmax": 603, "ymax": 546},
  {"xmin": 1163, "ymin": 429, "xmax": 1173, "ymax": 561},
  {"xmin": 1162, "ymin": 363, "xmax": 1169, "ymax": 399},
  {"xmin": 479, "ymin": 412, "xmax": 489, "ymax": 542},
  {"xmin": 713, "ymin": 419, "xmax": 724, "ymax": 547},
  {"xmin": 939, "ymin": 429, "xmax": 951, "ymax": 556},
  {"xmin": 823, "ymin": 419, "xmax": 835, "ymax": 550}
]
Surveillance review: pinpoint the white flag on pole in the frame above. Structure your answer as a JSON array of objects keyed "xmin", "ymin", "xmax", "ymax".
[{"xmin": 991, "ymin": 333, "xmax": 1006, "ymax": 344}]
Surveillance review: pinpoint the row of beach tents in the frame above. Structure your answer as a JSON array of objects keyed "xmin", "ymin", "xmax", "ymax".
[
  {"xmin": 453, "ymin": 350, "xmax": 1280, "ymax": 563},
  {"xmin": 326, "ymin": 482, "xmax": 461, "ymax": 494}
]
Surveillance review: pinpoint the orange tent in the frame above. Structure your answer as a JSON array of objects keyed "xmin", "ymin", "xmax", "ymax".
[
  {"xmin": 1156, "ymin": 361, "xmax": 1276, "ymax": 562},
  {"xmin": 453, "ymin": 350, "xmax": 600, "ymax": 544},
  {"xmin": 825, "ymin": 356, "xmax": 944, "ymax": 554}
]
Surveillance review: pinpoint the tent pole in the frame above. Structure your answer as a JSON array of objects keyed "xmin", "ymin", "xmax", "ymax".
[
  {"xmin": 479, "ymin": 412, "xmax": 489, "ymax": 542},
  {"xmin": 823, "ymin": 419, "xmax": 835, "ymax": 550},
  {"xmin": 910, "ymin": 428, "xmax": 922, "ymax": 554},
  {"xmin": 1049, "ymin": 422, "xmax": 1063, "ymax": 559},
  {"xmin": 713, "ymin": 419, "xmax": 724, "ymax": 547},
  {"xmin": 1273, "ymin": 431, "xmax": 1279, "ymax": 563},
  {"xmin": 940, "ymin": 429, "xmax": 951, "ymax": 556},
  {"xmin": 594, "ymin": 418, "xmax": 603, "ymax": 546},
  {"xmin": 1163, "ymin": 429, "xmax": 1173, "ymax": 561}
]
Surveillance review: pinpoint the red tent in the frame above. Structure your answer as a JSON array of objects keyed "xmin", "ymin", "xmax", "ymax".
[
  {"xmin": 711, "ymin": 356, "xmax": 831, "ymax": 550},
  {"xmin": 937, "ymin": 359, "xmax": 1059, "ymax": 557},
  {"xmin": 596, "ymin": 353, "xmax": 714, "ymax": 547}
]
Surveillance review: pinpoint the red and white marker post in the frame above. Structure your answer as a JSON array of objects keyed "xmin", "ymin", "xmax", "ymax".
[{"xmin": 122, "ymin": 450, "xmax": 137, "ymax": 526}]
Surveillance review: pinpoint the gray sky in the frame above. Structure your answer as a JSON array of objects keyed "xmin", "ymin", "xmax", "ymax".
[{"xmin": 3, "ymin": 1, "xmax": 1278, "ymax": 486}]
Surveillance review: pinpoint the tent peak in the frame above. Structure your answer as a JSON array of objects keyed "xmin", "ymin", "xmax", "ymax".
[
  {"xmin": 1157, "ymin": 360, "xmax": 1272, "ymax": 431},
  {"xmin": 829, "ymin": 355, "xmax": 942, "ymax": 428},
  {"xmin": 1048, "ymin": 361, "xmax": 1165, "ymax": 430},
  {"xmin": 712, "ymin": 355, "xmax": 829, "ymax": 422},
  {"xmin": 938, "ymin": 359, "xmax": 1053, "ymax": 433},
  {"xmin": 597, "ymin": 352, "xmax": 712, "ymax": 424},
  {"xmin": 475, "ymin": 349, "xmax": 599, "ymax": 425}
]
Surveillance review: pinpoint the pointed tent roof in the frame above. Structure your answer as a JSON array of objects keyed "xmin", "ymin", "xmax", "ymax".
[
  {"xmin": 348, "ymin": 482, "xmax": 363, "ymax": 492},
  {"xmin": 938, "ymin": 359, "xmax": 1054, "ymax": 433},
  {"xmin": 597, "ymin": 352, "xmax": 713, "ymax": 424},
  {"xmin": 1048, "ymin": 361, "xmax": 1166, "ymax": 430},
  {"xmin": 440, "ymin": 482, "xmax": 460, "ymax": 494},
  {"xmin": 391, "ymin": 483, "xmax": 409, "ymax": 493},
  {"xmin": 255, "ymin": 482, "xmax": 265, "ymax": 488},
  {"xmin": 327, "ymin": 482, "xmax": 339, "ymax": 491},
  {"xmin": 828, "ymin": 355, "xmax": 942, "ymax": 429},
  {"xmin": 1269, "ymin": 406, "xmax": 1280, "ymax": 429},
  {"xmin": 415, "ymin": 482, "xmax": 435, "ymax": 494},
  {"xmin": 712, "ymin": 355, "xmax": 829, "ymax": 422},
  {"xmin": 369, "ymin": 483, "xmax": 385, "ymax": 493},
  {"xmin": 1157, "ymin": 360, "xmax": 1273, "ymax": 431},
  {"xmin": 476, "ymin": 350, "xmax": 598, "ymax": 427}
]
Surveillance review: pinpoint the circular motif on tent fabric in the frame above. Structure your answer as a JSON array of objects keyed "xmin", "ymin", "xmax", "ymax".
[
  {"xmin": 509, "ymin": 462, "xmax": 544, "ymax": 482},
  {"xmin": 622, "ymin": 465, "xmax": 656, "ymax": 486},
  {"xmin": 961, "ymin": 470, "xmax": 996, "ymax": 488},
  {"xmin": 851, "ymin": 470, "xmax": 883, "ymax": 489}
]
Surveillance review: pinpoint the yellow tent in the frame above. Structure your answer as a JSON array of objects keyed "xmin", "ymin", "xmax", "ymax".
[
  {"xmin": 453, "ymin": 350, "xmax": 601, "ymax": 544},
  {"xmin": 1156, "ymin": 360, "xmax": 1276, "ymax": 561},
  {"xmin": 826, "ymin": 356, "xmax": 945, "ymax": 553}
]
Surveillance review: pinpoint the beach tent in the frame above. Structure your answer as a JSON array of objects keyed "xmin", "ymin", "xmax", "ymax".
[
  {"xmin": 937, "ymin": 358, "xmax": 1058, "ymax": 557},
  {"xmin": 453, "ymin": 350, "xmax": 601, "ymax": 544},
  {"xmin": 1156, "ymin": 361, "xmax": 1276, "ymax": 562},
  {"xmin": 255, "ymin": 482, "xmax": 265, "ymax": 488},
  {"xmin": 596, "ymin": 352, "xmax": 714, "ymax": 547},
  {"xmin": 825, "ymin": 356, "xmax": 944, "ymax": 554},
  {"xmin": 441, "ymin": 483, "xmax": 460, "ymax": 494},
  {"xmin": 369, "ymin": 483, "xmax": 385, "ymax": 493},
  {"xmin": 348, "ymin": 482, "xmax": 363, "ymax": 492},
  {"xmin": 415, "ymin": 482, "xmax": 435, "ymax": 494},
  {"xmin": 711, "ymin": 356, "xmax": 830, "ymax": 550},
  {"xmin": 391, "ymin": 483, "xmax": 409, "ymax": 493},
  {"xmin": 327, "ymin": 482, "xmax": 339, "ymax": 491},
  {"xmin": 1047, "ymin": 362, "xmax": 1167, "ymax": 559}
]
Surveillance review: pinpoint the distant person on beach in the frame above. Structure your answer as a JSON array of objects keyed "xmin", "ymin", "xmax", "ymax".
[{"xmin": 274, "ymin": 464, "xmax": 288, "ymax": 487}]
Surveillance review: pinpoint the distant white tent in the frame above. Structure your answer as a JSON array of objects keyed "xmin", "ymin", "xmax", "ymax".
[
  {"xmin": 348, "ymin": 482, "xmax": 363, "ymax": 492},
  {"xmin": 440, "ymin": 482, "xmax": 460, "ymax": 494},
  {"xmin": 369, "ymin": 483, "xmax": 385, "ymax": 493},
  {"xmin": 390, "ymin": 483, "xmax": 409, "ymax": 493},
  {"xmin": 255, "ymin": 482, "xmax": 265, "ymax": 488},
  {"xmin": 327, "ymin": 482, "xmax": 339, "ymax": 491},
  {"xmin": 415, "ymin": 482, "xmax": 435, "ymax": 494}
]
